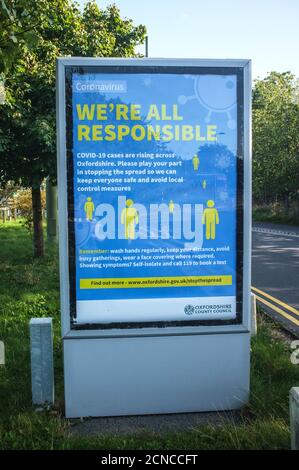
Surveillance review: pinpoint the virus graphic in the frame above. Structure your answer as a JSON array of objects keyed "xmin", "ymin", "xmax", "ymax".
[
  {"xmin": 178, "ymin": 75, "xmax": 237, "ymax": 129},
  {"xmin": 75, "ymin": 213, "xmax": 91, "ymax": 246},
  {"xmin": 215, "ymin": 153, "xmax": 232, "ymax": 170},
  {"xmin": 218, "ymin": 190, "xmax": 229, "ymax": 202}
]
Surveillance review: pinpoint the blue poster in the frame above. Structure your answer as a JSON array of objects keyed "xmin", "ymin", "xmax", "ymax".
[{"xmin": 71, "ymin": 70, "xmax": 239, "ymax": 324}]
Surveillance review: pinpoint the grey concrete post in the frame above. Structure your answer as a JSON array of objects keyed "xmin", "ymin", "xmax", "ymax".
[
  {"xmin": 29, "ymin": 318, "xmax": 54, "ymax": 405},
  {"xmin": 46, "ymin": 177, "xmax": 57, "ymax": 243},
  {"xmin": 251, "ymin": 292, "xmax": 257, "ymax": 336},
  {"xmin": 0, "ymin": 340, "xmax": 4, "ymax": 365},
  {"xmin": 290, "ymin": 387, "xmax": 299, "ymax": 450}
]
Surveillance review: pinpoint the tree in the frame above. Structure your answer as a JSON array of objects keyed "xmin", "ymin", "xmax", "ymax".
[
  {"xmin": 0, "ymin": 0, "xmax": 146, "ymax": 257},
  {"xmin": 252, "ymin": 72, "xmax": 299, "ymax": 208},
  {"xmin": 0, "ymin": 0, "xmax": 38, "ymax": 74}
]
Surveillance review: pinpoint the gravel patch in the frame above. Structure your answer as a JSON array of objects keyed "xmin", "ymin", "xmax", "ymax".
[{"xmin": 69, "ymin": 410, "xmax": 241, "ymax": 437}]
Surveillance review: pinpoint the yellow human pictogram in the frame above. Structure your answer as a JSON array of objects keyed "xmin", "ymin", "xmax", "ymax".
[
  {"xmin": 192, "ymin": 154, "xmax": 199, "ymax": 171},
  {"xmin": 202, "ymin": 179, "xmax": 207, "ymax": 189},
  {"xmin": 84, "ymin": 197, "xmax": 95, "ymax": 221},
  {"xmin": 168, "ymin": 200, "xmax": 174, "ymax": 214},
  {"xmin": 121, "ymin": 199, "xmax": 139, "ymax": 240},
  {"xmin": 202, "ymin": 200, "xmax": 219, "ymax": 240}
]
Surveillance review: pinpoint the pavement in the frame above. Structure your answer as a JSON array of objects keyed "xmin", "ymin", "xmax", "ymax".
[{"xmin": 252, "ymin": 221, "xmax": 299, "ymax": 336}]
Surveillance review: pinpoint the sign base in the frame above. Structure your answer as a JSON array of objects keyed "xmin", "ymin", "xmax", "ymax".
[{"xmin": 64, "ymin": 332, "xmax": 250, "ymax": 418}]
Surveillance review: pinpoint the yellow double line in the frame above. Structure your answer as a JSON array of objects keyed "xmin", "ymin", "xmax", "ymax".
[{"xmin": 251, "ymin": 286, "xmax": 299, "ymax": 326}]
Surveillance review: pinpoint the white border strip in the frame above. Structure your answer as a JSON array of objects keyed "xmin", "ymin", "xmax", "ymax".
[{"xmin": 76, "ymin": 296, "xmax": 236, "ymax": 324}]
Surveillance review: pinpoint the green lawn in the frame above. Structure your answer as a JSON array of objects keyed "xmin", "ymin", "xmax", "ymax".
[{"xmin": 0, "ymin": 221, "xmax": 298, "ymax": 450}]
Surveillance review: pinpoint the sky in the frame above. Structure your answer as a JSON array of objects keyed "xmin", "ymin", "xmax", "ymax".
[{"xmin": 77, "ymin": 0, "xmax": 299, "ymax": 80}]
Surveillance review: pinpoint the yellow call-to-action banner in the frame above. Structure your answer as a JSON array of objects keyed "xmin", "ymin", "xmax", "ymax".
[{"xmin": 80, "ymin": 275, "xmax": 232, "ymax": 289}]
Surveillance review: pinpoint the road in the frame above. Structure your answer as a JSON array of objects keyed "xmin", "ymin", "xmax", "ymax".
[{"xmin": 252, "ymin": 221, "xmax": 299, "ymax": 336}]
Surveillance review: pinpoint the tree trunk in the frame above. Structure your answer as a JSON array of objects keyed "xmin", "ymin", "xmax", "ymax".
[{"xmin": 31, "ymin": 185, "xmax": 44, "ymax": 258}]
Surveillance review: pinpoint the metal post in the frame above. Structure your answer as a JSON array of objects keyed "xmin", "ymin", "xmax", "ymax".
[
  {"xmin": 290, "ymin": 387, "xmax": 299, "ymax": 450},
  {"xmin": 0, "ymin": 340, "xmax": 4, "ymax": 365},
  {"xmin": 46, "ymin": 177, "xmax": 57, "ymax": 243},
  {"xmin": 29, "ymin": 318, "xmax": 54, "ymax": 406},
  {"xmin": 145, "ymin": 36, "xmax": 149, "ymax": 58},
  {"xmin": 251, "ymin": 292, "xmax": 257, "ymax": 336}
]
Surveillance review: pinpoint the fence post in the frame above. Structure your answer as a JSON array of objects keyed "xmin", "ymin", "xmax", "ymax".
[
  {"xmin": 251, "ymin": 292, "xmax": 257, "ymax": 336},
  {"xmin": 29, "ymin": 318, "xmax": 54, "ymax": 406},
  {"xmin": 290, "ymin": 387, "xmax": 299, "ymax": 450},
  {"xmin": 0, "ymin": 340, "xmax": 4, "ymax": 365}
]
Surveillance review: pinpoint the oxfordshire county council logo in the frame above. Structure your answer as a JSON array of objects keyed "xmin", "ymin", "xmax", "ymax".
[{"xmin": 184, "ymin": 305, "xmax": 194, "ymax": 315}]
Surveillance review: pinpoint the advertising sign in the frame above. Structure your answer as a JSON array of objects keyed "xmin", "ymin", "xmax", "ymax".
[{"xmin": 63, "ymin": 62, "xmax": 246, "ymax": 328}]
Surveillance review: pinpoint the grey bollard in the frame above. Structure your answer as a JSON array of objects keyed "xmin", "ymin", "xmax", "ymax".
[
  {"xmin": 251, "ymin": 292, "xmax": 257, "ymax": 336},
  {"xmin": 29, "ymin": 318, "xmax": 54, "ymax": 406},
  {"xmin": 290, "ymin": 387, "xmax": 299, "ymax": 450}
]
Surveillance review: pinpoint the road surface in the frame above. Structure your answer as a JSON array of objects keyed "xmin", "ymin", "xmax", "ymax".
[{"xmin": 252, "ymin": 221, "xmax": 299, "ymax": 336}]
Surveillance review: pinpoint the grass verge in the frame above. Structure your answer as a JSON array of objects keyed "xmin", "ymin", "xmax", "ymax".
[{"xmin": 253, "ymin": 205, "xmax": 299, "ymax": 226}]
